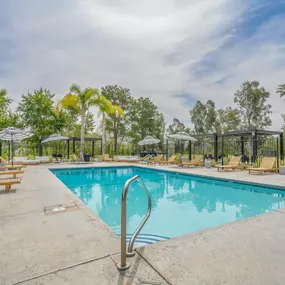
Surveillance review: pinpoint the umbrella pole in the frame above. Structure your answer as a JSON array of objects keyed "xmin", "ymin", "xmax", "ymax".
[
  {"xmin": 180, "ymin": 141, "xmax": 182, "ymax": 163},
  {"xmin": 12, "ymin": 137, "xmax": 14, "ymax": 166}
]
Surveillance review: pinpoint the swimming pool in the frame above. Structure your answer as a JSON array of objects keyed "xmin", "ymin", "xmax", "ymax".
[{"xmin": 51, "ymin": 166, "xmax": 285, "ymax": 245}]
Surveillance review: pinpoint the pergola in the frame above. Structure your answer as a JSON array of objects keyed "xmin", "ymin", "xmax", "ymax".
[
  {"xmin": 191, "ymin": 129, "xmax": 284, "ymax": 165},
  {"xmin": 39, "ymin": 137, "xmax": 102, "ymax": 159}
]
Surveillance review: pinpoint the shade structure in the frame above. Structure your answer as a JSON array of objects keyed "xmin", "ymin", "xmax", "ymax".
[
  {"xmin": 168, "ymin": 132, "xmax": 197, "ymax": 163},
  {"xmin": 168, "ymin": 132, "xmax": 197, "ymax": 142},
  {"xmin": 41, "ymin": 134, "xmax": 68, "ymax": 144},
  {"xmin": 0, "ymin": 127, "xmax": 33, "ymax": 165},
  {"xmin": 138, "ymin": 136, "xmax": 161, "ymax": 146}
]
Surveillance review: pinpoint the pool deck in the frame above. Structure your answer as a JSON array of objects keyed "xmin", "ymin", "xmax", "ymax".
[{"xmin": 1, "ymin": 162, "xmax": 285, "ymax": 285}]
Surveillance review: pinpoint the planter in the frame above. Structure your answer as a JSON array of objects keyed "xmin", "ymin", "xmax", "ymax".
[
  {"xmin": 279, "ymin": 166, "xmax": 285, "ymax": 175},
  {"xmin": 84, "ymin": 154, "xmax": 91, "ymax": 162}
]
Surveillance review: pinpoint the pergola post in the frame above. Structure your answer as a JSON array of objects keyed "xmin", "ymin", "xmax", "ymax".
[
  {"xmin": 252, "ymin": 131, "xmax": 257, "ymax": 163},
  {"xmin": 213, "ymin": 134, "xmax": 218, "ymax": 161},
  {"xmin": 241, "ymin": 136, "xmax": 244, "ymax": 156},
  {"xmin": 280, "ymin": 133, "xmax": 284, "ymax": 161},
  {"xmin": 277, "ymin": 138, "xmax": 280, "ymax": 167},
  {"xmin": 39, "ymin": 143, "xmax": 43, "ymax": 156},
  {"xmin": 0, "ymin": 142, "xmax": 2, "ymax": 156},
  {"xmin": 100, "ymin": 139, "xmax": 103, "ymax": 155},
  {"xmin": 67, "ymin": 140, "xmax": 70, "ymax": 159},
  {"xmin": 92, "ymin": 141, "xmax": 95, "ymax": 157},
  {"xmin": 72, "ymin": 138, "xmax": 76, "ymax": 154},
  {"xmin": 221, "ymin": 133, "xmax": 224, "ymax": 165},
  {"xmin": 188, "ymin": 141, "xmax": 192, "ymax": 161}
]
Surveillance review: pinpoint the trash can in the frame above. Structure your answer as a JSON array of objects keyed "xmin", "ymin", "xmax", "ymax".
[{"xmin": 84, "ymin": 154, "xmax": 91, "ymax": 162}]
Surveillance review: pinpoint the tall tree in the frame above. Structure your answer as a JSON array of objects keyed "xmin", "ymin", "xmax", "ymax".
[
  {"xmin": 215, "ymin": 107, "xmax": 241, "ymax": 132},
  {"xmin": 96, "ymin": 95, "xmax": 124, "ymax": 154},
  {"xmin": 61, "ymin": 84, "xmax": 100, "ymax": 161},
  {"xmin": 128, "ymin": 97, "xmax": 164, "ymax": 143},
  {"xmin": 167, "ymin": 118, "xmax": 190, "ymax": 135},
  {"xmin": 234, "ymin": 81, "xmax": 272, "ymax": 129},
  {"xmin": 101, "ymin": 85, "xmax": 132, "ymax": 153},
  {"xmin": 190, "ymin": 100, "xmax": 217, "ymax": 134},
  {"xmin": 17, "ymin": 88, "xmax": 63, "ymax": 143}
]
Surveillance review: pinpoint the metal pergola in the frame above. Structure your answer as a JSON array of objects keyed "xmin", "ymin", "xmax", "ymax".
[
  {"xmin": 192, "ymin": 129, "xmax": 284, "ymax": 165},
  {"xmin": 39, "ymin": 137, "xmax": 102, "ymax": 159}
]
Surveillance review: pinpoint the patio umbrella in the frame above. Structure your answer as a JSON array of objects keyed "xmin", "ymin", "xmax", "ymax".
[
  {"xmin": 168, "ymin": 132, "xmax": 197, "ymax": 162},
  {"xmin": 0, "ymin": 127, "xmax": 33, "ymax": 165},
  {"xmin": 41, "ymin": 134, "xmax": 68, "ymax": 144},
  {"xmin": 138, "ymin": 136, "xmax": 161, "ymax": 146}
]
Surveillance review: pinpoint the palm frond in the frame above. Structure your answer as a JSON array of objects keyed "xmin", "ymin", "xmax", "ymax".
[
  {"xmin": 277, "ymin": 84, "xmax": 285, "ymax": 97},
  {"xmin": 70, "ymin": 84, "xmax": 81, "ymax": 95}
]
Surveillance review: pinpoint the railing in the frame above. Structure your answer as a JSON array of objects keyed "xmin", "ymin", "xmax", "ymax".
[{"xmin": 117, "ymin": 175, "xmax": 152, "ymax": 270}]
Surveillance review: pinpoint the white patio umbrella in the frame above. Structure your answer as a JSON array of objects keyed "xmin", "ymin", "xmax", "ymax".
[
  {"xmin": 0, "ymin": 127, "xmax": 33, "ymax": 165},
  {"xmin": 138, "ymin": 136, "xmax": 161, "ymax": 146},
  {"xmin": 41, "ymin": 134, "xmax": 68, "ymax": 144},
  {"xmin": 168, "ymin": 132, "xmax": 197, "ymax": 162},
  {"xmin": 168, "ymin": 132, "xmax": 197, "ymax": 142}
]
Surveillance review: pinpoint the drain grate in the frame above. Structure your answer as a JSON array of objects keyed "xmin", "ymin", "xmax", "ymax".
[{"xmin": 44, "ymin": 202, "xmax": 79, "ymax": 215}]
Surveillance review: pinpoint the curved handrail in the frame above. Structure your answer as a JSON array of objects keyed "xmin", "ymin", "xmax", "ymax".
[{"xmin": 117, "ymin": 175, "xmax": 152, "ymax": 270}]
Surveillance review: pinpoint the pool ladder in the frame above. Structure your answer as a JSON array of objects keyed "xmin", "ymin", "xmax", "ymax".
[{"xmin": 117, "ymin": 175, "xmax": 152, "ymax": 270}]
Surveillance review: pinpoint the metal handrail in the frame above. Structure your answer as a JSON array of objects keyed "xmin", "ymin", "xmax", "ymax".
[{"xmin": 117, "ymin": 175, "xmax": 152, "ymax": 271}]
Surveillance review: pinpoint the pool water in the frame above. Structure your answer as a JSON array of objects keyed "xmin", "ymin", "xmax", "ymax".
[{"xmin": 51, "ymin": 166, "xmax": 285, "ymax": 244}]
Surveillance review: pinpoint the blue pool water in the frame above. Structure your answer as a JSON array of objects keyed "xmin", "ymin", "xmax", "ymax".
[{"xmin": 51, "ymin": 166, "xmax": 285, "ymax": 244}]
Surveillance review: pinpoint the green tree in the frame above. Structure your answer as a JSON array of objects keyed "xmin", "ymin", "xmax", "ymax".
[
  {"xmin": 96, "ymin": 95, "xmax": 124, "ymax": 154},
  {"xmin": 190, "ymin": 100, "xmax": 217, "ymax": 134},
  {"xmin": 0, "ymin": 89, "xmax": 13, "ymax": 129},
  {"xmin": 167, "ymin": 118, "xmax": 190, "ymax": 135},
  {"xmin": 61, "ymin": 84, "xmax": 100, "ymax": 161},
  {"xmin": 277, "ymin": 84, "xmax": 285, "ymax": 98},
  {"xmin": 128, "ymin": 97, "xmax": 164, "ymax": 144},
  {"xmin": 17, "ymin": 89, "xmax": 63, "ymax": 144},
  {"xmin": 234, "ymin": 81, "xmax": 272, "ymax": 129},
  {"xmin": 101, "ymin": 85, "xmax": 132, "ymax": 153},
  {"xmin": 215, "ymin": 107, "xmax": 241, "ymax": 132}
]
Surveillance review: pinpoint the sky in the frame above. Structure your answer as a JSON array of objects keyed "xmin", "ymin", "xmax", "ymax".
[{"xmin": 1, "ymin": 0, "xmax": 285, "ymax": 130}]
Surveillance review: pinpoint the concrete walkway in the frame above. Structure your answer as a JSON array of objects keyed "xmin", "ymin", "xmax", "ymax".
[{"xmin": 1, "ymin": 163, "xmax": 285, "ymax": 285}]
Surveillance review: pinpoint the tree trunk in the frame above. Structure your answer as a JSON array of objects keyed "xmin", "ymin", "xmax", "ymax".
[
  {"xmin": 80, "ymin": 108, "xmax": 85, "ymax": 161},
  {"xmin": 114, "ymin": 118, "xmax": 118, "ymax": 153},
  {"xmin": 102, "ymin": 112, "xmax": 106, "ymax": 154}
]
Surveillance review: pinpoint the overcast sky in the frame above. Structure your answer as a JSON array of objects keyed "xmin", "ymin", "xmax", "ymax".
[{"xmin": 1, "ymin": 0, "xmax": 285, "ymax": 129}]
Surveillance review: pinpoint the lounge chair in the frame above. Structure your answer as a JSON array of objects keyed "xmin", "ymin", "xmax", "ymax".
[
  {"xmin": 179, "ymin": 157, "xmax": 203, "ymax": 167},
  {"xmin": 249, "ymin": 157, "xmax": 277, "ymax": 174},
  {"xmin": 140, "ymin": 154, "xmax": 154, "ymax": 163},
  {"xmin": 147, "ymin": 154, "xmax": 163, "ymax": 166},
  {"xmin": 0, "ymin": 177, "xmax": 21, "ymax": 191},
  {"xmin": 0, "ymin": 157, "xmax": 25, "ymax": 168},
  {"xmin": 0, "ymin": 170, "xmax": 24, "ymax": 178},
  {"xmin": 114, "ymin": 156, "xmax": 139, "ymax": 163},
  {"xmin": 103, "ymin": 154, "xmax": 113, "ymax": 162},
  {"xmin": 13, "ymin": 157, "xmax": 40, "ymax": 165},
  {"xmin": 158, "ymin": 155, "xmax": 177, "ymax": 165},
  {"xmin": 0, "ymin": 164, "xmax": 26, "ymax": 171},
  {"xmin": 216, "ymin": 156, "xmax": 241, "ymax": 171},
  {"xmin": 35, "ymin": 156, "xmax": 50, "ymax": 164}
]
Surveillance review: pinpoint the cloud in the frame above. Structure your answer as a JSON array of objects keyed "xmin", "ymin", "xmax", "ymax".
[{"xmin": 0, "ymin": 0, "xmax": 285, "ymax": 129}]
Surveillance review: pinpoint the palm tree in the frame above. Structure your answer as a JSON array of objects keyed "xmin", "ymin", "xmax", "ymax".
[
  {"xmin": 61, "ymin": 84, "xmax": 100, "ymax": 161},
  {"xmin": 96, "ymin": 96, "xmax": 124, "ymax": 154},
  {"xmin": 277, "ymin": 84, "xmax": 285, "ymax": 98}
]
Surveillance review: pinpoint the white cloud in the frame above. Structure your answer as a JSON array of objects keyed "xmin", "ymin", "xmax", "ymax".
[{"xmin": 0, "ymin": 0, "xmax": 284, "ymax": 130}]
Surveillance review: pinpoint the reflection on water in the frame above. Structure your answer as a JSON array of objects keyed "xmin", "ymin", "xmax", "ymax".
[{"xmin": 52, "ymin": 167, "xmax": 285, "ymax": 238}]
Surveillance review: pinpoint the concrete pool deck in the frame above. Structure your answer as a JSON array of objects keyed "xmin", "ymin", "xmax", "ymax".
[{"xmin": 1, "ymin": 162, "xmax": 285, "ymax": 284}]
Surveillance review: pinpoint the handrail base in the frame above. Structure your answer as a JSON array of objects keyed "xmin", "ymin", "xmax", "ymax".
[
  {"xmin": 126, "ymin": 251, "xmax": 136, "ymax": 257},
  {"xmin": 116, "ymin": 262, "xmax": 130, "ymax": 271}
]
